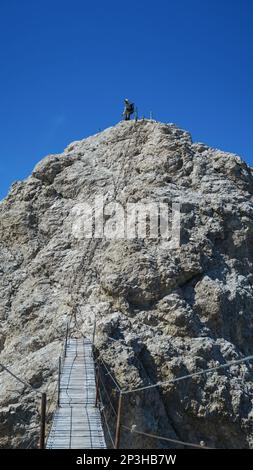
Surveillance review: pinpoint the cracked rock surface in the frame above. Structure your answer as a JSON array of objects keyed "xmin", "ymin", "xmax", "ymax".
[{"xmin": 0, "ymin": 120, "xmax": 253, "ymax": 448}]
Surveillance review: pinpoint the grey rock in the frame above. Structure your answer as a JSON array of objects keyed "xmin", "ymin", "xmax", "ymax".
[{"xmin": 0, "ymin": 120, "xmax": 253, "ymax": 448}]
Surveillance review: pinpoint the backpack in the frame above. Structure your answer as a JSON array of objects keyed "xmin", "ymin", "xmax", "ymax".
[{"xmin": 128, "ymin": 102, "xmax": 135, "ymax": 114}]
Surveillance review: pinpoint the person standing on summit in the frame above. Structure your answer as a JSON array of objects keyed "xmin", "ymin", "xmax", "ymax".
[{"xmin": 122, "ymin": 99, "xmax": 135, "ymax": 121}]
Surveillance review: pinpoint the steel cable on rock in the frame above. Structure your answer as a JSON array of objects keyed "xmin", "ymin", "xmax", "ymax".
[
  {"xmin": 69, "ymin": 239, "xmax": 102, "ymax": 339},
  {"xmin": 73, "ymin": 122, "xmax": 144, "ymax": 338},
  {"xmin": 0, "ymin": 362, "xmax": 40, "ymax": 394},
  {"xmin": 0, "ymin": 354, "xmax": 65, "ymax": 449},
  {"xmin": 116, "ymin": 119, "xmax": 158, "ymax": 195},
  {"xmin": 96, "ymin": 349, "xmax": 253, "ymax": 397},
  {"xmin": 120, "ymin": 354, "xmax": 253, "ymax": 395},
  {"xmin": 73, "ymin": 121, "xmax": 151, "ymax": 338},
  {"xmin": 121, "ymin": 425, "xmax": 214, "ymax": 449}
]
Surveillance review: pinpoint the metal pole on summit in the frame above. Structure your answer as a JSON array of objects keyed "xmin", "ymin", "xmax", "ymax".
[{"xmin": 134, "ymin": 107, "xmax": 138, "ymax": 121}]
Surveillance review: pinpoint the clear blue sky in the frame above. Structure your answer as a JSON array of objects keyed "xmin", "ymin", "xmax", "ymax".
[{"xmin": 0, "ymin": 0, "xmax": 252, "ymax": 200}]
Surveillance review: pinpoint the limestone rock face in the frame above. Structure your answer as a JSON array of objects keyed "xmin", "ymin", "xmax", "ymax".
[{"xmin": 0, "ymin": 120, "xmax": 253, "ymax": 448}]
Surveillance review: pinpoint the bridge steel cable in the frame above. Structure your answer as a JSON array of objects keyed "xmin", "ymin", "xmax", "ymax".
[
  {"xmin": 100, "ymin": 397, "xmax": 115, "ymax": 449},
  {"xmin": 121, "ymin": 425, "xmax": 214, "ymax": 450},
  {"xmin": 94, "ymin": 345, "xmax": 253, "ymax": 449},
  {"xmin": 121, "ymin": 354, "xmax": 253, "ymax": 395}
]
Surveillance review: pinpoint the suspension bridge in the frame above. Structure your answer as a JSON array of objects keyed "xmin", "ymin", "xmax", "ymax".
[
  {"xmin": 46, "ymin": 338, "xmax": 106, "ymax": 449},
  {"xmin": 2, "ymin": 317, "xmax": 253, "ymax": 449}
]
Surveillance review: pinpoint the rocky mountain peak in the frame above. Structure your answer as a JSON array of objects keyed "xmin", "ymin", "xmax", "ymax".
[{"xmin": 1, "ymin": 119, "xmax": 253, "ymax": 448}]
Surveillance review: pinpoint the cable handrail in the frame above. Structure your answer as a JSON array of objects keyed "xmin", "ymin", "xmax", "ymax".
[
  {"xmin": 100, "ymin": 398, "xmax": 116, "ymax": 449},
  {"xmin": 98, "ymin": 357, "xmax": 122, "ymax": 393},
  {"xmin": 98, "ymin": 372, "xmax": 118, "ymax": 417}
]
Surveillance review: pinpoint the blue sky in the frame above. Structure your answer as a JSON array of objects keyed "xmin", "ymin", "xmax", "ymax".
[{"xmin": 0, "ymin": 0, "xmax": 252, "ymax": 199}]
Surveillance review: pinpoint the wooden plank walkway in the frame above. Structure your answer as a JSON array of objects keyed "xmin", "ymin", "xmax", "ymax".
[{"xmin": 46, "ymin": 338, "xmax": 106, "ymax": 449}]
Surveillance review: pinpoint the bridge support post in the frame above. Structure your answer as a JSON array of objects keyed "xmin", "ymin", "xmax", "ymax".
[
  {"xmin": 57, "ymin": 356, "xmax": 61, "ymax": 407},
  {"xmin": 64, "ymin": 323, "xmax": 69, "ymax": 357},
  {"xmin": 92, "ymin": 320, "xmax": 96, "ymax": 346},
  {"xmin": 39, "ymin": 393, "xmax": 47, "ymax": 449},
  {"xmin": 95, "ymin": 365, "xmax": 100, "ymax": 407},
  {"xmin": 114, "ymin": 392, "xmax": 123, "ymax": 449}
]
